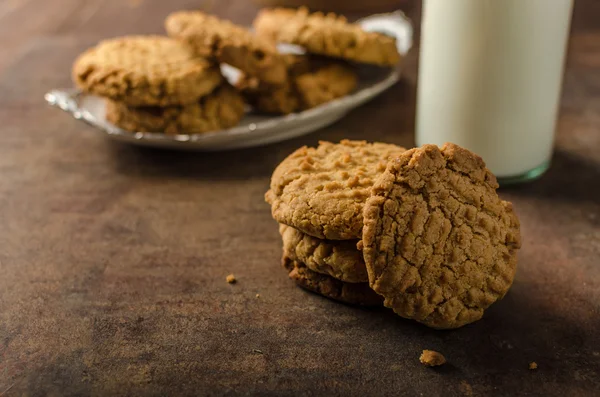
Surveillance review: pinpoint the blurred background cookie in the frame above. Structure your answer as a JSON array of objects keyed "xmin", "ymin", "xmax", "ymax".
[
  {"xmin": 237, "ymin": 55, "xmax": 358, "ymax": 114},
  {"xmin": 252, "ymin": 0, "xmax": 406, "ymax": 13},
  {"xmin": 166, "ymin": 11, "xmax": 287, "ymax": 85},
  {"xmin": 254, "ymin": 7, "xmax": 401, "ymax": 66},
  {"xmin": 73, "ymin": 36, "xmax": 222, "ymax": 107},
  {"xmin": 105, "ymin": 84, "xmax": 245, "ymax": 135}
]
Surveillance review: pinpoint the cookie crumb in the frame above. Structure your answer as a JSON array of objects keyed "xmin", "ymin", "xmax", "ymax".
[
  {"xmin": 529, "ymin": 362, "xmax": 538, "ymax": 370},
  {"xmin": 226, "ymin": 274, "xmax": 236, "ymax": 284},
  {"xmin": 459, "ymin": 380, "xmax": 473, "ymax": 396},
  {"xmin": 420, "ymin": 350, "xmax": 446, "ymax": 367},
  {"xmin": 255, "ymin": 293, "xmax": 261, "ymax": 298}
]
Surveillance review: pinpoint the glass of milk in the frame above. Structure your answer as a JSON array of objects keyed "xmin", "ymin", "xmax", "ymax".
[{"xmin": 416, "ymin": 0, "xmax": 574, "ymax": 184}]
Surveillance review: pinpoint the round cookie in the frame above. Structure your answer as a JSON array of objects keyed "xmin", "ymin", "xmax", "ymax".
[
  {"xmin": 73, "ymin": 36, "xmax": 222, "ymax": 107},
  {"xmin": 254, "ymin": 7, "xmax": 401, "ymax": 67},
  {"xmin": 105, "ymin": 84, "xmax": 245, "ymax": 135},
  {"xmin": 282, "ymin": 255, "xmax": 382, "ymax": 307},
  {"xmin": 362, "ymin": 143, "xmax": 522, "ymax": 329},
  {"xmin": 238, "ymin": 55, "xmax": 357, "ymax": 114},
  {"xmin": 166, "ymin": 11, "xmax": 287, "ymax": 85},
  {"xmin": 265, "ymin": 140, "xmax": 406, "ymax": 240},
  {"xmin": 280, "ymin": 224, "xmax": 367, "ymax": 283}
]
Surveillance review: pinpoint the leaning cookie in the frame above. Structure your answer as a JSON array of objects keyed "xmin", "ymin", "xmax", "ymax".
[
  {"xmin": 73, "ymin": 36, "xmax": 222, "ymax": 107},
  {"xmin": 280, "ymin": 224, "xmax": 367, "ymax": 283},
  {"xmin": 238, "ymin": 55, "xmax": 357, "ymax": 114},
  {"xmin": 362, "ymin": 143, "xmax": 522, "ymax": 329},
  {"xmin": 105, "ymin": 84, "xmax": 245, "ymax": 135},
  {"xmin": 254, "ymin": 7, "xmax": 401, "ymax": 67},
  {"xmin": 266, "ymin": 140, "xmax": 406, "ymax": 240},
  {"xmin": 166, "ymin": 11, "xmax": 287, "ymax": 85},
  {"xmin": 282, "ymin": 255, "xmax": 382, "ymax": 307}
]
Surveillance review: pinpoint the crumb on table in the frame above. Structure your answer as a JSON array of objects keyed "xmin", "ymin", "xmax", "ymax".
[
  {"xmin": 226, "ymin": 274, "xmax": 236, "ymax": 284},
  {"xmin": 529, "ymin": 362, "xmax": 538, "ymax": 370},
  {"xmin": 420, "ymin": 350, "xmax": 446, "ymax": 367},
  {"xmin": 256, "ymin": 293, "xmax": 260, "ymax": 298}
]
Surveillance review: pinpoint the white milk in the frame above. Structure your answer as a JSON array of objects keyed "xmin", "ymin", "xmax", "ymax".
[{"xmin": 416, "ymin": 0, "xmax": 573, "ymax": 179}]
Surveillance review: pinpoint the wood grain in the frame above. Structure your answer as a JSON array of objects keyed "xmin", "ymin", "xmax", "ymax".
[{"xmin": 0, "ymin": 1, "xmax": 598, "ymax": 396}]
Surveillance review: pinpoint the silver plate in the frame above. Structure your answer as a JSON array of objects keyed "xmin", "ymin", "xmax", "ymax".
[{"xmin": 45, "ymin": 11, "xmax": 413, "ymax": 151}]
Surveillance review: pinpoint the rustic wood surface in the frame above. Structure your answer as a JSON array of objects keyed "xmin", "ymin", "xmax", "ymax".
[{"xmin": 0, "ymin": 0, "xmax": 599, "ymax": 396}]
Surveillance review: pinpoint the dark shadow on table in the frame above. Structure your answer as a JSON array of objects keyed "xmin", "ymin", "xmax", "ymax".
[
  {"xmin": 349, "ymin": 277, "xmax": 600, "ymax": 394},
  {"xmin": 503, "ymin": 148, "xmax": 600, "ymax": 205}
]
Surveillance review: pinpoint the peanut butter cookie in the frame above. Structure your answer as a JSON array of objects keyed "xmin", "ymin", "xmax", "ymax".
[
  {"xmin": 73, "ymin": 36, "xmax": 222, "ymax": 106},
  {"xmin": 254, "ymin": 7, "xmax": 401, "ymax": 66},
  {"xmin": 362, "ymin": 143, "xmax": 522, "ymax": 329},
  {"xmin": 265, "ymin": 140, "xmax": 406, "ymax": 240},
  {"xmin": 280, "ymin": 224, "xmax": 367, "ymax": 283},
  {"xmin": 166, "ymin": 11, "xmax": 287, "ymax": 85},
  {"xmin": 283, "ymin": 255, "xmax": 382, "ymax": 306},
  {"xmin": 238, "ymin": 55, "xmax": 357, "ymax": 114},
  {"xmin": 105, "ymin": 84, "xmax": 245, "ymax": 135}
]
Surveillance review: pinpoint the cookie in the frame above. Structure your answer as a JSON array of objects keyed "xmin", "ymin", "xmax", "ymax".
[
  {"xmin": 165, "ymin": 11, "xmax": 287, "ymax": 85},
  {"xmin": 362, "ymin": 143, "xmax": 522, "ymax": 329},
  {"xmin": 266, "ymin": 140, "xmax": 406, "ymax": 240},
  {"xmin": 280, "ymin": 224, "xmax": 367, "ymax": 283},
  {"xmin": 238, "ymin": 55, "xmax": 357, "ymax": 114},
  {"xmin": 73, "ymin": 36, "xmax": 222, "ymax": 106},
  {"xmin": 254, "ymin": 7, "xmax": 401, "ymax": 66},
  {"xmin": 105, "ymin": 84, "xmax": 245, "ymax": 135},
  {"xmin": 282, "ymin": 255, "xmax": 382, "ymax": 306}
]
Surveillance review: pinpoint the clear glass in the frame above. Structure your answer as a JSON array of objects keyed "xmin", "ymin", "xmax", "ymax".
[{"xmin": 416, "ymin": 0, "xmax": 574, "ymax": 184}]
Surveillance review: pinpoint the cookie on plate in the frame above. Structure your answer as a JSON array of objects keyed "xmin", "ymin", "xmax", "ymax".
[
  {"xmin": 254, "ymin": 7, "xmax": 401, "ymax": 67},
  {"xmin": 280, "ymin": 224, "xmax": 367, "ymax": 283},
  {"xmin": 362, "ymin": 143, "xmax": 522, "ymax": 329},
  {"xmin": 165, "ymin": 11, "xmax": 287, "ymax": 85},
  {"xmin": 73, "ymin": 36, "xmax": 222, "ymax": 107},
  {"xmin": 265, "ymin": 140, "xmax": 406, "ymax": 240},
  {"xmin": 283, "ymin": 255, "xmax": 382, "ymax": 306},
  {"xmin": 238, "ymin": 55, "xmax": 357, "ymax": 114},
  {"xmin": 105, "ymin": 84, "xmax": 245, "ymax": 135}
]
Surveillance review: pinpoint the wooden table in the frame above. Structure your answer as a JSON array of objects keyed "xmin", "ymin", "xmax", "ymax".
[{"xmin": 1, "ymin": 1, "xmax": 599, "ymax": 395}]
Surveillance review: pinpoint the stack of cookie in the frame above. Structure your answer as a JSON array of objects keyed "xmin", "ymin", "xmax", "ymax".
[
  {"xmin": 239, "ymin": 6, "xmax": 401, "ymax": 114},
  {"xmin": 72, "ymin": 36, "xmax": 245, "ymax": 135},
  {"xmin": 266, "ymin": 140, "xmax": 522, "ymax": 329},
  {"xmin": 72, "ymin": 7, "xmax": 402, "ymax": 134}
]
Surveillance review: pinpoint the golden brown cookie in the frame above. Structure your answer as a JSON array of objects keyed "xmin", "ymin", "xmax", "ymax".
[
  {"xmin": 105, "ymin": 84, "xmax": 245, "ymax": 135},
  {"xmin": 265, "ymin": 140, "xmax": 406, "ymax": 240},
  {"xmin": 280, "ymin": 224, "xmax": 367, "ymax": 283},
  {"xmin": 73, "ymin": 36, "xmax": 222, "ymax": 107},
  {"xmin": 165, "ymin": 11, "xmax": 287, "ymax": 85},
  {"xmin": 238, "ymin": 55, "xmax": 357, "ymax": 114},
  {"xmin": 362, "ymin": 143, "xmax": 522, "ymax": 329},
  {"xmin": 254, "ymin": 7, "xmax": 401, "ymax": 66},
  {"xmin": 282, "ymin": 255, "xmax": 382, "ymax": 306}
]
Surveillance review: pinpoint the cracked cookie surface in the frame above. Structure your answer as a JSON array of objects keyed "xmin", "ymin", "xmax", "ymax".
[
  {"xmin": 105, "ymin": 84, "xmax": 245, "ymax": 134},
  {"xmin": 73, "ymin": 36, "xmax": 222, "ymax": 106},
  {"xmin": 280, "ymin": 224, "xmax": 367, "ymax": 283},
  {"xmin": 362, "ymin": 143, "xmax": 521, "ymax": 329},
  {"xmin": 282, "ymin": 255, "xmax": 382, "ymax": 306},
  {"xmin": 254, "ymin": 7, "xmax": 401, "ymax": 66},
  {"xmin": 237, "ymin": 55, "xmax": 357, "ymax": 114},
  {"xmin": 166, "ymin": 11, "xmax": 287, "ymax": 85},
  {"xmin": 266, "ymin": 140, "xmax": 406, "ymax": 240}
]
